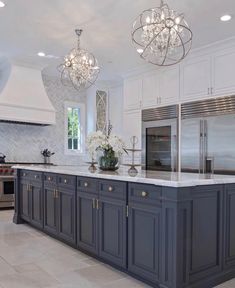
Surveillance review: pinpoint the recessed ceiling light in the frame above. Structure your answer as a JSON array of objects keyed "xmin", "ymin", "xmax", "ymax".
[
  {"xmin": 220, "ymin": 15, "xmax": 232, "ymax": 22},
  {"xmin": 37, "ymin": 52, "xmax": 46, "ymax": 57},
  {"xmin": 137, "ymin": 48, "xmax": 144, "ymax": 54},
  {"xmin": 0, "ymin": 1, "xmax": 5, "ymax": 8}
]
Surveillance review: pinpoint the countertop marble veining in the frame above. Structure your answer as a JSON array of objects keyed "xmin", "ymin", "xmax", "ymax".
[{"xmin": 12, "ymin": 164, "xmax": 235, "ymax": 187}]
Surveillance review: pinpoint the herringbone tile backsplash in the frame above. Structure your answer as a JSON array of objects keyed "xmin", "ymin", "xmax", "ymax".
[{"xmin": 0, "ymin": 74, "xmax": 86, "ymax": 165}]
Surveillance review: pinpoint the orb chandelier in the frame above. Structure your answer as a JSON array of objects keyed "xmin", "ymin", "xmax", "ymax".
[
  {"xmin": 132, "ymin": 0, "xmax": 193, "ymax": 66},
  {"xmin": 58, "ymin": 29, "xmax": 100, "ymax": 91}
]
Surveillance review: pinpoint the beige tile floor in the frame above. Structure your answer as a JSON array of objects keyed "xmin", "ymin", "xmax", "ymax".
[{"xmin": 0, "ymin": 210, "xmax": 234, "ymax": 288}]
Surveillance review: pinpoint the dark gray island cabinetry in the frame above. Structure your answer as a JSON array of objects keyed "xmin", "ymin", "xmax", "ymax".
[{"xmin": 13, "ymin": 166, "xmax": 235, "ymax": 288}]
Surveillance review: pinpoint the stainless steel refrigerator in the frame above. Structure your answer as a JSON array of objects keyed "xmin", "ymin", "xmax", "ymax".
[{"xmin": 181, "ymin": 113, "xmax": 235, "ymax": 174}]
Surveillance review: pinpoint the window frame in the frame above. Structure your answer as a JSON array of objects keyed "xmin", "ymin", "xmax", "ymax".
[{"xmin": 64, "ymin": 101, "xmax": 86, "ymax": 155}]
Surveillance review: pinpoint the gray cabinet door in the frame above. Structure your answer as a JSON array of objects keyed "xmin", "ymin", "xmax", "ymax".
[
  {"xmin": 224, "ymin": 184, "xmax": 235, "ymax": 269},
  {"xmin": 44, "ymin": 186, "xmax": 57, "ymax": 236},
  {"xmin": 77, "ymin": 191, "xmax": 98, "ymax": 255},
  {"xmin": 31, "ymin": 181, "xmax": 43, "ymax": 229},
  {"xmin": 20, "ymin": 180, "xmax": 30, "ymax": 222},
  {"xmin": 98, "ymin": 197, "xmax": 127, "ymax": 268},
  {"xmin": 58, "ymin": 188, "xmax": 76, "ymax": 245},
  {"xmin": 128, "ymin": 202, "xmax": 161, "ymax": 284},
  {"xmin": 188, "ymin": 186, "xmax": 223, "ymax": 283}
]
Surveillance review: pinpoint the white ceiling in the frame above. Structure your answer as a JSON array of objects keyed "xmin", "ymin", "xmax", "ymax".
[{"xmin": 0, "ymin": 0, "xmax": 235, "ymax": 82}]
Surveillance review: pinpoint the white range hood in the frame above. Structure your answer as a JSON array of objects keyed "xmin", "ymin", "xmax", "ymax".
[{"xmin": 0, "ymin": 60, "xmax": 56, "ymax": 125}]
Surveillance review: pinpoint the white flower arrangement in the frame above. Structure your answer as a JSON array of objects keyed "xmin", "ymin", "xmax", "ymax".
[{"xmin": 86, "ymin": 128, "xmax": 127, "ymax": 159}]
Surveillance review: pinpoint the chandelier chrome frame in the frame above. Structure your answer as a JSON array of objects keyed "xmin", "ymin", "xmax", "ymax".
[
  {"xmin": 58, "ymin": 29, "xmax": 100, "ymax": 91},
  {"xmin": 132, "ymin": 0, "xmax": 193, "ymax": 66}
]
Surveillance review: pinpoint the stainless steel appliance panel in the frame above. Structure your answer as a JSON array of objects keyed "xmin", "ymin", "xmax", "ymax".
[{"xmin": 181, "ymin": 114, "xmax": 235, "ymax": 174}]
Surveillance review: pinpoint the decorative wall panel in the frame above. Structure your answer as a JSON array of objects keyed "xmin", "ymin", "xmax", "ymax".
[{"xmin": 96, "ymin": 90, "xmax": 107, "ymax": 132}]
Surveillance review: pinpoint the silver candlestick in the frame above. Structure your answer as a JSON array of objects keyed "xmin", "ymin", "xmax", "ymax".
[{"xmin": 123, "ymin": 136, "xmax": 142, "ymax": 176}]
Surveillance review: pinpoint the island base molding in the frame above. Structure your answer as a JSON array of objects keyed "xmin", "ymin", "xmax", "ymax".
[{"xmin": 13, "ymin": 169, "xmax": 235, "ymax": 288}]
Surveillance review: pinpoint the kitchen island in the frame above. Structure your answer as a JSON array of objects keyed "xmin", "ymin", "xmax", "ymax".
[{"xmin": 13, "ymin": 165, "xmax": 235, "ymax": 288}]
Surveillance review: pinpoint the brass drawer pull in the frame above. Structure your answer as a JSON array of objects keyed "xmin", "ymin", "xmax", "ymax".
[
  {"xmin": 141, "ymin": 191, "xmax": 148, "ymax": 198},
  {"xmin": 84, "ymin": 182, "xmax": 88, "ymax": 187},
  {"xmin": 27, "ymin": 184, "xmax": 32, "ymax": 192},
  {"xmin": 96, "ymin": 199, "xmax": 99, "ymax": 210},
  {"xmin": 108, "ymin": 186, "xmax": 113, "ymax": 192},
  {"xmin": 53, "ymin": 189, "xmax": 59, "ymax": 198}
]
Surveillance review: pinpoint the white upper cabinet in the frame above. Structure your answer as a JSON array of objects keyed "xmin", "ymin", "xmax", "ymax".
[
  {"xmin": 123, "ymin": 110, "xmax": 142, "ymax": 149},
  {"xmin": 123, "ymin": 76, "xmax": 142, "ymax": 111},
  {"xmin": 180, "ymin": 56, "xmax": 211, "ymax": 102},
  {"xmin": 142, "ymin": 71, "xmax": 159, "ymax": 109},
  {"xmin": 212, "ymin": 48, "xmax": 235, "ymax": 96},
  {"xmin": 142, "ymin": 66, "xmax": 180, "ymax": 109},
  {"xmin": 159, "ymin": 66, "xmax": 180, "ymax": 106},
  {"xmin": 123, "ymin": 42, "xmax": 235, "ymax": 112}
]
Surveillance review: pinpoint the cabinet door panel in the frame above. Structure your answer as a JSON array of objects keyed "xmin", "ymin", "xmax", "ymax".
[
  {"xmin": 77, "ymin": 192, "xmax": 98, "ymax": 255},
  {"xmin": 123, "ymin": 77, "xmax": 142, "ymax": 110},
  {"xmin": 20, "ymin": 181, "xmax": 30, "ymax": 222},
  {"xmin": 99, "ymin": 198, "xmax": 126, "ymax": 268},
  {"xmin": 180, "ymin": 56, "xmax": 211, "ymax": 102},
  {"xmin": 160, "ymin": 66, "xmax": 180, "ymax": 105},
  {"xmin": 224, "ymin": 184, "xmax": 235, "ymax": 269},
  {"xmin": 212, "ymin": 49, "xmax": 235, "ymax": 96},
  {"xmin": 44, "ymin": 186, "xmax": 57, "ymax": 236},
  {"xmin": 31, "ymin": 182, "xmax": 43, "ymax": 228},
  {"xmin": 58, "ymin": 188, "xmax": 75, "ymax": 244},
  {"xmin": 123, "ymin": 110, "xmax": 142, "ymax": 152},
  {"xmin": 128, "ymin": 203, "xmax": 161, "ymax": 284},
  {"xmin": 142, "ymin": 72, "xmax": 159, "ymax": 108},
  {"xmin": 188, "ymin": 187, "xmax": 223, "ymax": 283}
]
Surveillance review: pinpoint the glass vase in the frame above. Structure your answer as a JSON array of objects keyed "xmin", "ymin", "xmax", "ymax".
[{"xmin": 99, "ymin": 149, "xmax": 119, "ymax": 171}]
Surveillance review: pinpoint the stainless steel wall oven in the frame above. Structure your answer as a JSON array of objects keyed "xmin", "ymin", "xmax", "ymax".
[{"xmin": 142, "ymin": 105, "xmax": 179, "ymax": 172}]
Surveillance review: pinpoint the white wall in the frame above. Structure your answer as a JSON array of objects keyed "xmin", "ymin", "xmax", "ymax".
[
  {"xmin": 86, "ymin": 85, "xmax": 97, "ymax": 134},
  {"xmin": 108, "ymin": 85, "xmax": 123, "ymax": 136}
]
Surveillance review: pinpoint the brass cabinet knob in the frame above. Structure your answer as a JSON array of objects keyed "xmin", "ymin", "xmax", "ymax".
[
  {"xmin": 141, "ymin": 191, "xmax": 148, "ymax": 198},
  {"xmin": 84, "ymin": 182, "xmax": 88, "ymax": 187},
  {"xmin": 92, "ymin": 198, "xmax": 96, "ymax": 209},
  {"xmin": 108, "ymin": 186, "xmax": 113, "ymax": 192}
]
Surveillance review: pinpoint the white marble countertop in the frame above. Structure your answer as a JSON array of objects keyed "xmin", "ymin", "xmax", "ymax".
[
  {"xmin": 12, "ymin": 164, "xmax": 235, "ymax": 187},
  {"xmin": 13, "ymin": 164, "xmax": 235, "ymax": 187}
]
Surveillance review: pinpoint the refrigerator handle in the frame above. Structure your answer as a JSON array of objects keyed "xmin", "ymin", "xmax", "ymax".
[
  {"xmin": 172, "ymin": 135, "xmax": 177, "ymax": 172},
  {"xmin": 199, "ymin": 120, "xmax": 203, "ymax": 173},
  {"xmin": 204, "ymin": 119, "xmax": 208, "ymax": 162}
]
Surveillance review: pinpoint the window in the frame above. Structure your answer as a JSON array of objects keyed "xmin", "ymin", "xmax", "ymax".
[{"xmin": 64, "ymin": 102, "xmax": 85, "ymax": 154}]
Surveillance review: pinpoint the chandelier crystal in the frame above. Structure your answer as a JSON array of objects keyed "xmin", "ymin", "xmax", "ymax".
[
  {"xmin": 59, "ymin": 29, "xmax": 100, "ymax": 91},
  {"xmin": 132, "ymin": 0, "xmax": 193, "ymax": 66}
]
